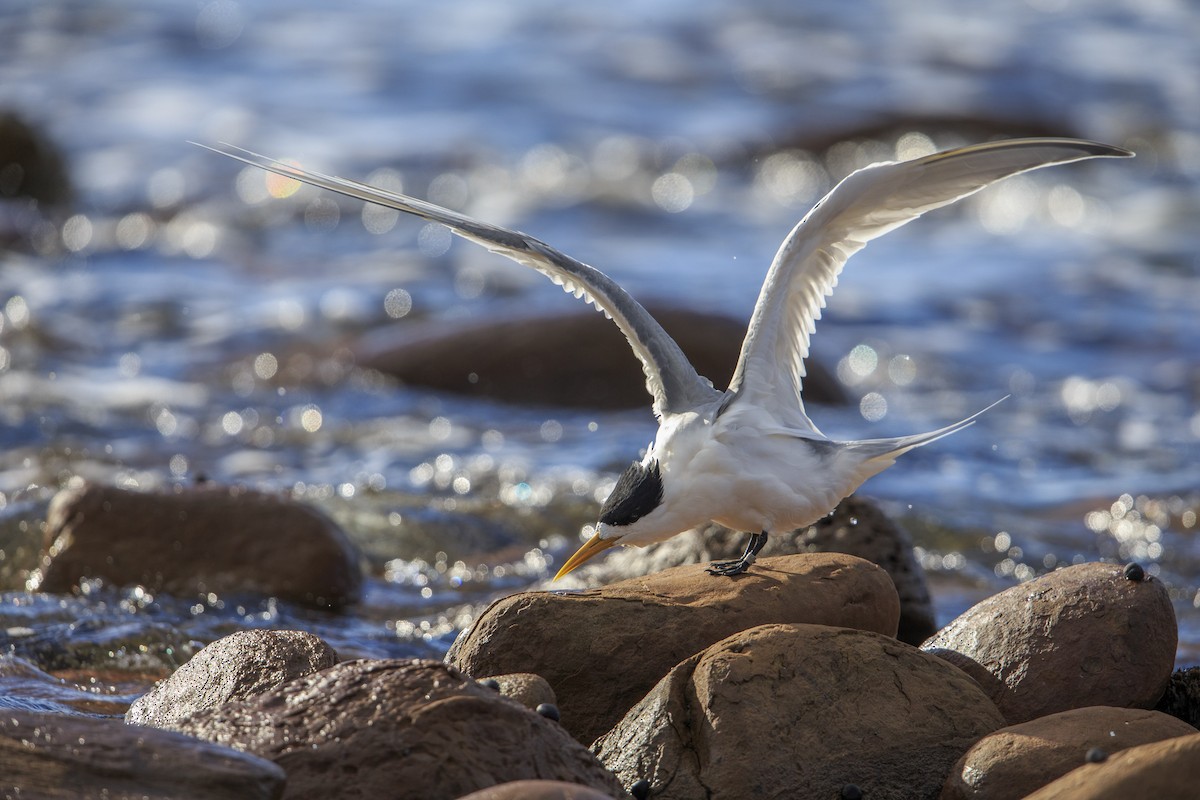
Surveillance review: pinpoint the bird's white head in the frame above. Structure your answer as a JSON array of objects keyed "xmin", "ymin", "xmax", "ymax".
[{"xmin": 553, "ymin": 459, "xmax": 664, "ymax": 580}]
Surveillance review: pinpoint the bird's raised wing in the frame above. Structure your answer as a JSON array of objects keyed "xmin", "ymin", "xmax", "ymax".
[
  {"xmin": 197, "ymin": 143, "xmax": 722, "ymax": 418},
  {"xmin": 726, "ymin": 138, "xmax": 1132, "ymax": 430}
]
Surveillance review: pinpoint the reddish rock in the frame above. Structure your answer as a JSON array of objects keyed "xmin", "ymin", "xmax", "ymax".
[
  {"xmin": 355, "ymin": 306, "xmax": 845, "ymax": 410},
  {"xmin": 940, "ymin": 706, "xmax": 1198, "ymax": 800},
  {"xmin": 596, "ymin": 623, "xmax": 1005, "ymax": 800},
  {"xmin": 0, "ymin": 708, "xmax": 285, "ymax": 799},
  {"xmin": 126, "ymin": 629, "xmax": 338, "ymax": 729},
  {"xmin": 34, "ymin": 482, "xmax": 363, "ymax": 609},
  {"xmin": 922, "ymin": 562, "xmax": 1176, "ymax": 724},
  {"xmin": 447, "ymin": 553, "xmax": 900, "ymax": 745},
  {"xmin": 454, "ymin": 781, "xmax": 620, "ymax": 800},
  {"xmin": 174, "ymin": 659, "xmax": 625, "ymax": 800},
  {"xmin": 1022, "ymin": 732, "xmax": 1200, "ymax": 799}
]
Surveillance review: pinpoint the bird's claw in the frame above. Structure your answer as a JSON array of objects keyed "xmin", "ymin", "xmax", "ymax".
[{"xmin": 705, "ymin": 558, "xmax": 753, "ymax": 577}]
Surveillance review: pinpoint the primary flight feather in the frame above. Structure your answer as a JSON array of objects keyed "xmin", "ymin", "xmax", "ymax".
[{"xmin": 199, "ymin": 137, "xmax": 1131, "ymax": 578}]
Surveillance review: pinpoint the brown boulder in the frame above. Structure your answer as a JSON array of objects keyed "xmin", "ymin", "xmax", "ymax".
[
  {"xmin": 1022, "ymin": 732, "xmax": 1200, "ymax": 799},
  {"xmin": 126, "ymin": 629, "xmax": 338, "ymax": 729},
  {"xmin": 596, "ymin": 623, "xmax": 1005, "ymax": 800},
  {"xmin": 940, "ymin": 706, "xmax": 1197, "ymax": 800},
  {"xmin": 447, "ymin": 552, "xmax": 900, "ymax": 744},
  {"xmin": 922, "ymin": 562, "xmax": 1176, "ymax": 724},
  {"xmin": 454, "ymin": 781, "xmax": 618, "ymax": 800},
  {"xmin": 174, "ymin": 658, "xmax": 626, "ymax": 800},
  {"xmin": 33, "ymin": 482, "xmax": 363, "ymax": 609},
  {"xmin": 355, "ymin": 306, "xmax": 845, "ymax": 409},
  {"xmin": 0, "ymin": 708, "xmax": 285, "ymax": 799},
  {"xmin": 573, "ymin": 494, "xmax": 935, "ymax": 644},
  {"xmin": 478, "ymin": 672, "xmax": 557, "ymax": 711}
]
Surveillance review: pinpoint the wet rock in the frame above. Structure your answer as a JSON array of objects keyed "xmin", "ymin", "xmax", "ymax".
[
  {"xmin": 0, "ymin": 111, "xmax": 71, "ymax": 207},
  {"xmin": 355, "ymin": 306, "xmax": 845, "ymax": 409},
  {"xmin": 454, "ymin": 781, "xmax": 620, "ymax": 800},
  {"xmin": 0, "ymin": 708, "xmax": 285, "ymax": 799},
  {"xmin": 1155, "ymin": 666, "xmax": 1200, "ymax": 728},
  {"xmin": 0, "ymin": 654, "xmax": 139, "ymax": 716},
  {"xmin": 478, "ymin": 672, "xmax": 557, "ymax": 711},
  {"xmin": 448, "ymin": 553, "xmax": 900, "ymax": 745},
  {"xmin": 126, "ymin": 629, "xmax": 338, "ymax": 729},
  {"xmin": 576, "ymin": 495, "xmax": 935, "ymax": 645},
  {"xmin": 922, "ymin": 562, "xmax": 1176, "ymax": 724},
  {"xmin": 175, "ymin": 658, "xmax": 625, "ymax": 800},
  {"xmin": 940, "ymin": 706, "xmax": 1198, "ymax": 800},
  {"xmin": 34, "ymin": 482, "xmax": 363, "ymax": 609},
  {"xmin": 1021, "ymin": 732, "xmax": 1200, "ymax": 800},
  {"xmin": 596, "ymin": 623, "xmax": 1005, "ymax": 800}
]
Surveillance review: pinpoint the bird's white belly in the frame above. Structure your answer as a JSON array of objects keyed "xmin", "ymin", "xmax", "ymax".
[{"xmin": 673, "ymin": 426, "xmax": 847, "ymax": 535}]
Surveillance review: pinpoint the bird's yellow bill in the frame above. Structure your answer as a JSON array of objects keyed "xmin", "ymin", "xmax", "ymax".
[{"xmin": 553, "ymin": 533, "xmax": 617, "ymax": 580}]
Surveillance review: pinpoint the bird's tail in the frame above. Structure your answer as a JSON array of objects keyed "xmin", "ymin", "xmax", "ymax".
[{"xmin": 838, "ymin": 396, "xmax": 1008, "ymax": 483}]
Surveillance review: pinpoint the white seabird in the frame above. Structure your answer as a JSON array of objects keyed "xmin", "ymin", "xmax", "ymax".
[{"xmin": 199, "ymin": 138, "xmax": 1131, "ymax": 579}]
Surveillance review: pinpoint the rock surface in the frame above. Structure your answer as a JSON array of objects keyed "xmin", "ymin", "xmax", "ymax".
[
  {"xmin": 0, "ymin": 708, "xmax": 285, "ymax": 799},
  {"xmin": 35, "ymin": 482, "xmax": 363, "ymax": 609},
  {"xmin": 1155, "ymin": 666, "xmax": 1200, "ymax": 728},
  {"xmin": 940, "ymin": 706, "xmax": 1197, "ymax": 800},
  {"xmin": 922, "ymin": 562, "xmax": 1176, "ymax": 724},
  {"xmin": 570, "ymin": 495, "xmax": 935, "ymax": 644},
  {"xmin": 126, "ymin": 629, "xmax": 338, "ymax": 729},
  {"xmin": 478, "ymin": 672, "xmax": 558, "ymax": 711},
  {"xmin": 175, "ymin": 658, "xmax": 626, "ymax": 800},
  {"xmin": 596, "ymin": 623, "xmax": 1005, "ymax": 800},
  {"xmin": 355, "ymin": 306, "xmax": 845, "ymax": 410},
  {"xmin": 447, "ymin": 553, "xmax": 900, "ymax": 745},
  {"xmin": 454, "ymin": 781, "xmax": 620, "ymax": 800},
  {"xmin": 1021, "ymin": 732, "xmax": 1200, "ymax": 800}
]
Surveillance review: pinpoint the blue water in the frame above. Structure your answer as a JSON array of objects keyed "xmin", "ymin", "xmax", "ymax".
[{"xmin": 2, "ymin": 0, "xmax": 1199, "ymax": 691}]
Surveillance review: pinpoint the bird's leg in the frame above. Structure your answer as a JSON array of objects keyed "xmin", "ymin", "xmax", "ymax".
[{"xmin": 706, "ymin": 531, "xmax": 768, "ymax": 576}]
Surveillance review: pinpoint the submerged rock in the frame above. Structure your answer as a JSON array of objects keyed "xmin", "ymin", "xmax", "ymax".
[
  {"xmin": 355, "ymin": 305, "xmax": 845, "ymax": 410},
  {"xmin": 35, "ymin": 482, "xmax": 363, "ymax": 609},
  {"xmin": 922, "ymin": 562, "xmax": 1177, "ymax": 724},
  {"xmin": 126, "ymin": 629, "xmax": 338, "ymax": 729},
  {"xmin": 448, "ymin": 552, "xmax": 900, "ymax": 745},
  {"xmin": 1021, "ymin": 732, "xmax": 1200, "ymax": 800},
  {"xmin": 940, "ymin": 706, "xmax": 1198, "ymax": 800},
  {"xmin": 0, "ymin": 708, "xmax": 285, "ymax": 799},
  {"xmin": 174, "ymin": 659, "xmax": 625, "ymax": 800},
  {"xmin": 595, "ymin": 623, "xmax": 1004, "ymax": 800}
]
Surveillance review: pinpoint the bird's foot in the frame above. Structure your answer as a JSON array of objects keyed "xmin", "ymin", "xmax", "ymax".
[{"xmin": 705, "ymin": 556, "xmax": 755, "ymax": 577}]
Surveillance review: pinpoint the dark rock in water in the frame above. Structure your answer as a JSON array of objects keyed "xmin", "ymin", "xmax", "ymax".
[
  {"xmin": 174, "ymin": 659, "xmax": 625, "ymax": 800},
  {"xmin": 34, "ymin": 482, "xmax": 363, "ymax": 609},
  {"xmin": 355, "ymin": 305, "xmax": 846, "ymax": 410},
  {"xmin": 940, "ymin": 706, "xmax": 1198, "ymax": 800},
  {"xmin": 126, "ymin": 629, "xmax": 338, "ymax": 729},
  {"xmin": 0, "ymin": 708, "xmax": 285, "ymax": 799},
  {"xmin": 1156, "ymin": 667, "xmax": 1200, "ymax": 728},
  {"xmin": 1021, "ymin": 732, "xmax": 1200, "ymax": 800},
  {"xmin": 595, "ymin": 623, "xmax": 1004, "ymax": 800},
  {"xmin": 572, "ymin": 494, "xmax": 935, "ymax": 645},
  {"xmin": 447, "ymin": 553, "xmax": 900, "ymax": 746},
  {"xmin": 0, "ymin": 111, "xmax": 71, "ymax": 207},
  {"xmin": 453, "ymin": 781, "xmax": 620, "ymax": 800},
  {"xmin": 922, "ymin": 562, "xmax": 1177, "ymax": 725}
]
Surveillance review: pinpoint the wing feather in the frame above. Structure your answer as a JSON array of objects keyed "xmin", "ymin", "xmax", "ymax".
[
  {"xmin": 727, "ymin": 137, "xmax": 1132, "ymax": 430},
  {"xmin": 196, "ymin": 143, "xmax": 721, "ymax": 417}
]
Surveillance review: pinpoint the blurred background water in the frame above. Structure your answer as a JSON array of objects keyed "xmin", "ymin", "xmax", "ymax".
[{"xmin": 1, "ymin": 0, "xmax": 1199, "ymax": 699}]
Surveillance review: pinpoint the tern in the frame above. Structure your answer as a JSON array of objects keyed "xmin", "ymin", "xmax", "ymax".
[{"xmin": 199, "ymin": 138, "xmax": 1131, "ymax": 579}]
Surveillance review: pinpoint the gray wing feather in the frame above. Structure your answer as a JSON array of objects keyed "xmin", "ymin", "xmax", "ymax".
[
  {"xmin": 727, "ymin": 137, "xmax": 1132, "ymax": 431},
  {"xmin": 196, "ymin": 143, "xmax": 722, "ymax": 418}
]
